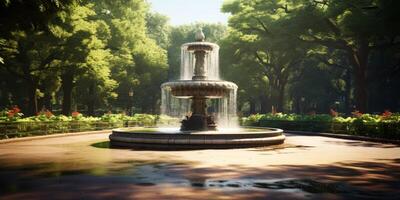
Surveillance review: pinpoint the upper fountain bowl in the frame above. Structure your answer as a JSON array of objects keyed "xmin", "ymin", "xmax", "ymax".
[
  {"xmin": 161, "ymin": 80, "xmax": 237, "ymax": 98},
  {"xmin": 183, "ymin": 42, "xmax": 218, "ymax": 52}
]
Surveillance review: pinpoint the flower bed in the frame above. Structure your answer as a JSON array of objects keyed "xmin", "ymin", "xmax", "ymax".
[
  {"xmin": 241, "ymin": 112, "xmax": 400, "ymax": 140},
  {"xmin": 0, "ymin": 108, "xmax": 179, "ymax": 139}
]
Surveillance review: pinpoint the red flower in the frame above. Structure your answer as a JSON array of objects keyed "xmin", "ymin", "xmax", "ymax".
[
  {"xmin": 330, "ymin": 109, "xmax": 338, "ymax": 117},
  {"xmin": 36, "ymin": 109, "xmax": 53, "ymax": 118},
  {"xmin": 12, "ymin": 106, "xmax": 21, "ymax": 114},
  {"xmin": 6, "ymin": 105, "xmax": 21, "ymax": 118},
  {"xmin": 7, "ymin": 111, "xmax": 15, "ymax": 118},
  {"xmin": 45, "ymin": 110, "xmax": 53, "ymax": 118},
  {"xmin": 71, "ymin": 111, "xmax": 81, "ymax": 117},
  {"xmin": 351, "ymin": 110, "xmax": 362, "ymax": 117},
  {"xmin": 381, "ymin": 110, "xmax": 392, "ymax": 119}
]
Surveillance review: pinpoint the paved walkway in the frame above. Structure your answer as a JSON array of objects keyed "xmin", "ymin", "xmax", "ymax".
[{"xmin": 0, "ymin": 132, "xmax": 399, "ymax": 199}]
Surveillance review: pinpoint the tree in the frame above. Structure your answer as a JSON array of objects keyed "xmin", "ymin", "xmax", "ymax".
[
  {"xmin": 289, "ymin": 58, "xmax": 345, "ymax": 113},
  {"xmin": 219, "ymin": 30, "xmax": 268, "ymax": 114},
  {"xmin": 223, "ymin": 0, "xmax": 400, "ymax": 113},
  {"xmin": 0, "ymin": 0, "xmax": 168, "ymax": 115},
  {"xmin": 0, "ymin": 29, "xmax": 62, "ymax": 115},
  {"xmin": 0, "ymin": 0, "xmax": 76, "ymax": 115},
  {"xmin": 95, "ymin": 0, "xmax": 168, "ymax": 114},
  {"xmin": 285, "ymin": 0, "xmax": 400, "ymax": 112},
  {"xmin": 222, "ymin": 0, "xmax": 308, "ymax": 112},
  {"xmin": 47, "ymin": 2, "xmax": 116, "ymax": 115},
  {"xmin": 146, "ymin": 12, "xmax": 171, "ymax": 49}
]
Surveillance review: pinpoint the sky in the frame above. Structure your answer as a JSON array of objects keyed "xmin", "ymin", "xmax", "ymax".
[{"xmin": 147, "ymin": 0, "xmax": 229, "ymax": 26}]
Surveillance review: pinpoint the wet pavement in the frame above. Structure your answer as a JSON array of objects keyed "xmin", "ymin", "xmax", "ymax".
[{"xmin": 0, "ymin": 132, "xmax": 399, "ymax": 199}]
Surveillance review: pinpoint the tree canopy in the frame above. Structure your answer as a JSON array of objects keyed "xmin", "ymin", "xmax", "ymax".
[
  {"xmin": 221, "ymin": 0, "xmax": 400, "ymax": 114},
  {"xmin": 0, "ymin": 0, "xmax": 398, "ymax": 116}
]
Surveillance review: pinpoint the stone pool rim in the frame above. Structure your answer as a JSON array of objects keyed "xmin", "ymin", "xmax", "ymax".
[{"xmin": 109, "ymin": 127, "xmax": 285, "ymax": 149}]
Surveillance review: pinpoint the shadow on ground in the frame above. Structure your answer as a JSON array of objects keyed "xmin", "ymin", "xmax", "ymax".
[
  {"xmin": 324, "ymin": 140, "xmax": 400, "ymax": 148},
  {"xmin": 0, "ymin": 157, "xmax": 399, "ymax": 199}
]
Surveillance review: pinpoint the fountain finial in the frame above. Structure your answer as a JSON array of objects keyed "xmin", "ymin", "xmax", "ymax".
[{"xmin": 195, "ymin": 28, "xmax": 205, "ymax": 42}]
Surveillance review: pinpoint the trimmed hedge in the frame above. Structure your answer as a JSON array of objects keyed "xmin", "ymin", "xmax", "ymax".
[
  {"xmin": 0, "ymin": 114, "xmax": 180, "ymax": 139},
  {"xmin": 2, "ymin": 111, "xmax": 399, "ymax": 140},
  {"xmin": 241, "ymin": 113, "xmax": 400, "ymax": 140}
]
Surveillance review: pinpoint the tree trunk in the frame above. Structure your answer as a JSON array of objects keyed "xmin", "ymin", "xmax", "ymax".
[
  {"xmin": 249, "ymin": 99, "xmax": 256, "ymax": 114},
  {"xmin": 61, "ymin": 71, "xmax": 74, "ymax": 115},
  {"xmin": 44, "ymin": 93, "xmax": 53, "ymax": 112},
  {"xmin": 259, "ymin": 95, "xmax": 268, "ymax": 113},
  {"xmin": 293, "ymin": 96, "xmax": 300, "ymax": 114},
  {"xmin": 37, "ymin": 85, "xmax": 52, "ymax": 112},
  {"xmin": 27, "ymin": 82, "xmax": 38, "ymax": 116},
  {"xmin": 344, "ymin": 69, "xmax": 352, "ymax": 114},
  {"xmin": 353, "ymin": 67, "xmax": 368, "ymax": 112},
  {"xmin": 87, "ymin": 83, "xmax": 95, "ymax": 116},
  {"xmin": 348, "ymin": 38, "xmax": 369, "ymax": 113},
  {"xmin": 277, "ymin": 81, "xmax": 286, "ymax": 112},
  {"xmin": 39, "ymin": 93, "xmax": 52, "ymax": 112}
]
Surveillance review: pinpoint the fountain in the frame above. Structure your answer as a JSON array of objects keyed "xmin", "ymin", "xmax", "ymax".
[
  {"xmin": 109, "ymin": 29, "xmax": 285, "ymax": 149},
  {"xmin": 161, "ymin": 28, "xmax": 237, "ymax": 131}
]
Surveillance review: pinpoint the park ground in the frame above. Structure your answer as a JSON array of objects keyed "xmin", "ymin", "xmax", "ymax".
[{"xmin": 0, "ymin": 132, "xmax": 399, "ymax": 199}]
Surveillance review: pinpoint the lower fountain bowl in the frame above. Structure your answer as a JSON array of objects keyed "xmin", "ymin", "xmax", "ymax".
[
  {"xmin": 109, "ymin": 127, "xmax": 285, "ymax": 150},
  {"xmin": 161, "ymin": 80, "xmax": 238, "ymax": 98}
]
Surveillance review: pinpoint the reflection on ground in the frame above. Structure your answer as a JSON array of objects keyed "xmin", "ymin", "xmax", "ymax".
[{"xmin": 0, "ymin": 133, "xmax": 399, "ymax": 199}]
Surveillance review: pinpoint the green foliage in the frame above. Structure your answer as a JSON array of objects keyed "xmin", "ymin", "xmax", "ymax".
[
  {"xmin": 129, "ymin": 114, "xmax": 157, "ymax": 126},
  {"xmin": 146, "ymin": 12, "xmax": 171, "ymax": 49},
  {"xmin": 242, "ymin": 113, "xmax": 332, "ymax": 126},
  {"xmin": 92, "ymin": 0, "xmax": 169, "ymax": 113},
  {"xmin": 221, "ymin": 0, "xmax": 311, "ymax": 112},
  {"xmin": 242, "ymin": 113, "xmax": 400, "ymax": 139},
  {"xmin": 0, "ymin": 0, "xmax": 169, "ymax": 115},
  {"xmin": 157, "ymin": 115, "xmax": 180, "ymax": 126},
  {"xmin": 1, "ymin": 0, "xmax": 399, "ymax": 118},
  {"xmin": 0, "ymin": 107, "xmax": 23, "ymax": 122},
  {"xmin": 0, "ymin": 112, "xmax": 178, "ymax": 139},
  {"xmin": 222, "ymin": 0, "xmax": 400, "ymax": 114},
  {"xmin": 100, "ymin": 113, "xmax": 128, "ymax": 122}
]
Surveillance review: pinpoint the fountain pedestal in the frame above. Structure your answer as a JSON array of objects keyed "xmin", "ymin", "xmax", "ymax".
[
  {"xmin": 180, "ymin": 32, "xmax": 216, "ymax": 131},
  {"xmin": 192, "ymin": 50, "xmax": 207, "ymax": 80},
  {"xmin": 181, "ymin": 96, "xmax": 216, "ymax": 131}
]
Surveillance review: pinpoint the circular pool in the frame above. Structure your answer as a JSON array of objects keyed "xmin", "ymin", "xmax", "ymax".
[{"xmin": 109, "ymin": 127, "xmax": 285, "ymax": 150}]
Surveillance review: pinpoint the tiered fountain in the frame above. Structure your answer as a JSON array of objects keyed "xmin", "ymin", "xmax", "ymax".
[
  {"xmin": 161, "ymin": 29, "xmax": 238, "ymax": 131},
  {"xmin": 109, "ymin": 29, "xmax": 285, "ymax": 149}
]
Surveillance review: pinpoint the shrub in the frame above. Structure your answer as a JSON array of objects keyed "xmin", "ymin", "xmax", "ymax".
[
  {"xmin": 0, "ymin": 106, "xmax": 24, "ymax": 121},
  {"xmin": 131, "ymin": 114, "xmax": 157, "ymax": 127},
  {"xmin": 157, "ymin": 115, "xmax": 180, "ymax": 126},
  {"xmin": 241, "ymin": 113, "xmax": 264, "ymax": 126},
  {"xmin": 0, "ymin": 112, "xmax": 162, "ymax": 139},
  {"xmin": 241, "ymin": 113, "xmax": 400, "ymax": 139}
]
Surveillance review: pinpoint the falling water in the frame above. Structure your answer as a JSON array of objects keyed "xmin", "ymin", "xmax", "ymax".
[
  {"xmin": 209, "ymin": 45, "xmax": 220, "ymax": 80},
  {"xmin": 161, "ymin": 87, "xmax": 191, "ymax": 118},
  {"xmin": 212, "ymin": 88, "xmax": 238, "ymax": 128},
  {"xmin": 161, "ymin": 42, "xmax": 238, "ymax": 128},
  {"xmin": 180, "ymin": 43, "xmax": 220, "ymax": 80},
  {"xmin": 180, "ymin": 46, "xmax": 194, "ymax": 80}
]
